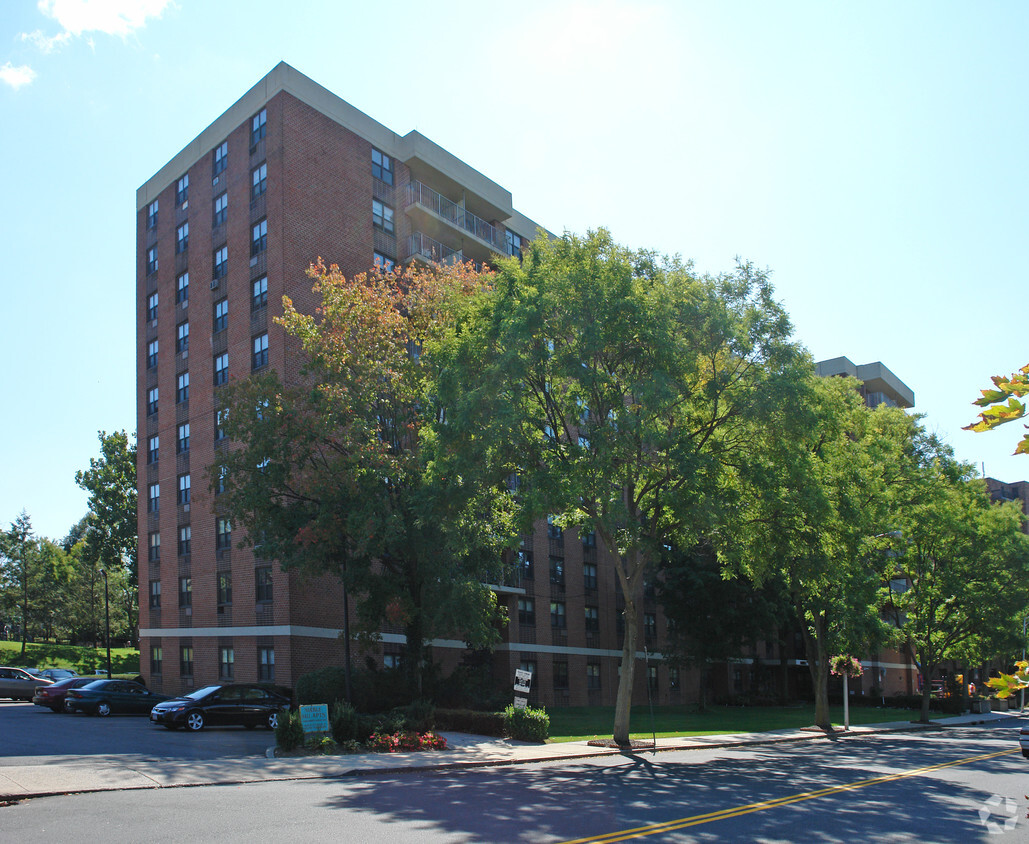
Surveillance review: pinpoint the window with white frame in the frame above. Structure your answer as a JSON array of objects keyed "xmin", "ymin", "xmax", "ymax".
[
  {"xmin": 517, "ymin": 597, "xmax": 535, "ymax": 626},
  {"xmin": 252, "ymin": 276, "xmax": 268, "ymax": 310},
  {"xmin": 251, "ymin": 219, "xmax": 267, "ymax": 256},
  {"xmin": 147, "ymin": 435, "xmax": 159, "ymax": 464},
  {"xmin": 176, "ymin": 372, "xmax": 189, "ymax": 403},
  {"xmin": 147, "ymin": 339, "xmax": 158, "ymax": 370},
  {"xmin": 251, "ymin": 108, "xmax": 266, "ymax": 145},
  {"xmin": 213, "ymin": 245, "xmax": 228, "ymax": 279},
  {"xmin": 372, "ymin": 148, "xmax": 393, "ymax": 185},
  {"xmin": 151, "ymin": 646, "xmax": 163, "ymax": 674},
  {"xmin": 586, "ymin": 662, "xmax": 601, "ymax": 690},
  {"xmin": 148, "ymin": 531, "xmax": 160, "ymax": 562},
  {"xmin": 178, "ymin": 525, "xmax": 191, "ymax": 556},
  {"xmin": 213, "ymin": 297, "xmax": 228, "ymax": 332},
  {"xmin": 148, "ymin": 483, "xmax": 159, "ymax": 513},
  {"xmin": 176, "ymin": 422, "xmax": 189, "ymax": 453},
  {"xmin": 146, "ymin": 246, "xmax": 158, "ymax": 275},
  {"xmin": 585, "ymin": 606, "xmax": 599, "ymax": 632},
  {"xmin": 177, "ymin": 473, "xmax": 190, "ymax": 506},
  {"xmin": 217, "ymin": 571, "xmax": 232, "ymax": 604},
  {"xmin": 372, "ymin": 200, "xmax": 394, "ymax": 233},
  {"xmin": 179, "ymin": 577, "xmax": 191, "ymax": 607},
  {"xmin": 147, "ymin": 292, "xmax": 158, "ymax": 322},
  {"xmin": 219, "ymin": 646, "xmax": 234, "ymax": 679},
  {"xmin": 216, "ymin": 517, "xmax": 232, "ymax": 551},
  {"xmin": 550, "ymin": 601, "xmax": 566, "ymax": 629},
  {"xmin": 373, "ymin": 251, "xmax": 395, "ymax": 272},
  {"xmin": 176, "ymin": 321, "xmax": 189, "ymax": 353},
  {"xmin": 148, "ymin": 581, "xmax": 161, "ymax": 609},
  {"xmin": 215, "ymin": 408, "xmax": 227, "ymax": 441},
  {"xmin": 255, "ymin": 566, "xmax": 273, "ymax": 602},
  {"xmin": 176, "ymin": 174, "xmax": 188, "ymax": 205},
  {"xmin": 258, "ymin": 646, "xmax": 275, "ymax": 681},
  {"xmin": 180, "ymin": 645, "xmax": 193, "ymax": 675},
  {"xmin": 147, "ymin": 200, "xmax": 158, "ymax": 230},
  {"xmin": 176, "ymin": 272, "xmax": 189, "ymax": 304},
  {"xmin": 147, "ymin": 387, "xmax": 159, "ymax": 416},
  {"xmin": 175, "ymin": 222, "xmax": 189, "ymax": 254},
  {"xmin": 213, "ymin": 192, "xmax": 228, "ymax": 227}
]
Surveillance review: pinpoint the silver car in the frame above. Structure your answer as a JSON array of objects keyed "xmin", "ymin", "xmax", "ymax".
[{"xmin": 0, "ymin": 666, "xmax": 52, "ymax": 701}]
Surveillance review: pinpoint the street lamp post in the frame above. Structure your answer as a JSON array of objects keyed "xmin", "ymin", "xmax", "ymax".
[
  {"xmin": 1021, "ymin": 615, "xmax": 1027, "ymax": 712},
  {"xmin": 100, "ymin": 569, "xmax": 112, "ymax": 679}
]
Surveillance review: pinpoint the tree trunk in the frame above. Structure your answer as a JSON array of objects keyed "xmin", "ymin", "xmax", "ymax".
[
  {"xmin": 613, "ymin": 598, "xmax": 639, "ymax": 745},
  {"xmin": 697, "ymin": 665, "xmax": 708, "ymax": 712},
  {"xmin": 800, "ymin": 609, "xmax": 831, "ymax": 729}
]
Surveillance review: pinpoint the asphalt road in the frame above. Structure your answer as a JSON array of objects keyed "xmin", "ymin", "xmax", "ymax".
[
  {"xmin": 0, "ymin": 698, "xmax": 274, "ymax": 763},
  {"xmin": 1, "ymin": 715, "xmax": 1026, "ymax": 842}
]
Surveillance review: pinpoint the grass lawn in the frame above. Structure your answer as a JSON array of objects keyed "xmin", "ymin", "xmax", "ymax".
[
  {"xmin": 547, "ymin": 703, "xmax": 945, "ymax": 742},
  {"xmin": 0, "ymin": 640, "xmax": 140, "ymax": 675}
]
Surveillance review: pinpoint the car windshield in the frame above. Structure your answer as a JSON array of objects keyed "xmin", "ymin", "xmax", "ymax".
[{"xmin": 183, "ymin": 685, "xmax": 222, "ymax": 701}]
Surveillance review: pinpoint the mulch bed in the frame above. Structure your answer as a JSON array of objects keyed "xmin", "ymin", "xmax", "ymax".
[{"xmin": 586, "ymin": 739, "xmax": 657, "ymax": 750}]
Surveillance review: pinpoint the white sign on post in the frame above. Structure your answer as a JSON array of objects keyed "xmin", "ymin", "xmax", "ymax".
[
  {"xmin": 514, "ymin": 669, "xmax": 532, "ymax": 695},
  {"xmin": 513, "ymin": 696, "xmax": 527, "ymax": 710}
]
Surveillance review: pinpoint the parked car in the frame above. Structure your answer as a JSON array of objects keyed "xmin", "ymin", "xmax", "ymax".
[
  {"xmin": 1020, "ymin": 725, "xmax": 1028, "ymax": 759},
  {"xmin": 38, "ymin": 668, "xmax": 77, "ymax": 682},
  {"xmin": 65, "ymin": 680, "xmax": 169, "ymax": 716},
  {"xmin": 150, "ymin": 684, "xmax": 291, "ymax": 731},
  {"xmin": 32, "ymin": 676, "xmax": 106, "ymax": 712},
  {"xmin": 0, "ymin": 666, "xmax": 52, "ymax": 701}
]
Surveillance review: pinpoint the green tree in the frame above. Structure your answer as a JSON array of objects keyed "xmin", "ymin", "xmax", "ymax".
[
  {"xmin": 75, "ymin": 431, "xmax": 138, "ymax": 640},
  {"xmin": 0, "ymin": 512, "xmax": 42, "ymax": 654},
  {"xmin": 215, "ymin": 260, "xmax": 514, "ymax": 697},
  {"xmin": 880, "ymin": 450, "xmax": 1029, "ymax": 722},
  {"xmin": 965, "ymin": 363, "xmax": 1029, "ymax": 454},
  {"xmin": 659, "ymin": 542, "xmax": 789, "ymax": 710},
  {"xmin": 436, "ymin": 230, "xmax": 805, "ymax": 744},
  {"xmin": 731, "ymin": 375, "xmax": 914, "ymax": 728}
]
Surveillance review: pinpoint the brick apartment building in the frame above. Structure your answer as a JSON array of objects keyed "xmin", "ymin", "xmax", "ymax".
[{"xmin": 137, "ymin": 63, "xmax": 923, "ymax": 708}]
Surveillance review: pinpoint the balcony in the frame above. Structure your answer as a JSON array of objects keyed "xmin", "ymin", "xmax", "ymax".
[
  {"xmin": 406, "ymin": 181, "xmax": 509, "ymax": 261},
  {"xmin": 406, "ymin": 232, "xmax": 463, "ymax": 265}
]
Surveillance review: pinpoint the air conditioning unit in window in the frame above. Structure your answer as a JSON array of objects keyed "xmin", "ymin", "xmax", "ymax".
[{"xmin": 210, "ymin": 279, "xmax": 220, "ymax": 290}]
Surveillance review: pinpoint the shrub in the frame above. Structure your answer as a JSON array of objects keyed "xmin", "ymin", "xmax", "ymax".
[
  {"xmin": 503, "ymin": 704, "xmax": 549, "ymax": 743},
  {"xmin": 435, "ymin": 708, "xmax": 506, "ymax": 737},
  {"xmin": 275, "ymin": 710, "xmax": 305, "ymax": 751},
  {"xmin": 296, "ymin": 666, "xmax": 349, "ymax": 707},
  {"xmin": 331, "ymin": 700, "xmax": 359, "ymax": 743},
  {"xmin": 306, "ymin": 736, "xmax": 338, "ymax": 754},
  {"xmin": 404, "ymin": 699, "xmax": 436, "ymax": 732}
]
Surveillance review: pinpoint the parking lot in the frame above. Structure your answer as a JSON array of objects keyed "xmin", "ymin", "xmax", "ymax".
[{"xmin": 0, "ymin": 698, "xmax": 275, "ymax": 764}]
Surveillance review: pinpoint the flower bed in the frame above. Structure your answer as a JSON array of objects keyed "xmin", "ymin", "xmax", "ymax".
[{"xmin": 367, "ymin": 730, "xmax": 448, "ymax": 752}]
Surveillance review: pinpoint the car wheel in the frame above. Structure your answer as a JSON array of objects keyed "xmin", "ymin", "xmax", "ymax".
[
  {"xmin": 267, "ymin": 711, "xmax": 280, "ymax": 730},
  {"xmin": 96, "ymin": 702, "xmax": 112, "ymax": 717},
  {"xmin": 185, "ymin": 711, "xmax": 205, "ymax": 732}
]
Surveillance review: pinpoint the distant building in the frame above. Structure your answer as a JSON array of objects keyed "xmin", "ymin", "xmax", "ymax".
[
  {"xmin": 986, "ymin": 478, "xmax": 1029, "ymax": 534},
  {"xmin": 815, "ymin": 356, "xmax": 915, "ymax": 409}
]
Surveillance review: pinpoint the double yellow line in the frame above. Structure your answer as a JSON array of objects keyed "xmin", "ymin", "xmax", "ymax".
[{"xmin": 559, "ymin": 747, "xmax": 1020, "ymax": 843}]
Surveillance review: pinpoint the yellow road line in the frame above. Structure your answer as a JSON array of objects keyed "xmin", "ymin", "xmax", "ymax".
[{"xmin": 558, "ymin": 747, "xmax": 1019, "ymax": 843}]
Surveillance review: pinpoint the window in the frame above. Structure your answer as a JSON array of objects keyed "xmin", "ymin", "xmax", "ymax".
[
  {"xmin": 179, "ymin": 645, "xmax": 193, "ymax": 676},
  {"xmin": 213, "ymin": 140, "xmax": 227, "ymax": 176},
  {"xmin": 546, "ymin": 515, "xmax": 562, "ymax": 539},
  {"xmin": 648, "ymin": 666, "xmax": 659, "ymax": 694},
  {"xmin": 214, "ymin": 352, "xmax": 228, "ymax": 386},
  {"xmin": 148, "ymin": 580, "xmax": 161, "ymax": 609},
  {"xmin": 178, "ymin": 525, "xmax": 191, "ymax": 557},
  {"xmin": 251, "ymin": 108, "xmax": 266, "ymax": 145},
  {"xmin": 146, "ymin": 246, "xmax": 158, "ymax": 275},
  {"xmin": 178, "ymin": 576, "xmax": 192, "ymax": 607},
  {"xmin": 151, "ymin": 646, "xmax": 163, "ymax": 674},
  {"xmin": 146, "ymin": 340, "xmax": 158, "ymax": 370},
  {"xmin": 176, "ymin": 321, "xmax": 189, "ymax": 353},
  {"xmin": 373, "ymin": 251, "xmax": 395, "ymax": 273},
  {"xmin": 147, "ymin": 387, "xmax": 159, "ymax": 416},
  {"xmin": 251, "ymin": 162, "xmax": 267, "ymax": 199},
  {"xmin": 519, "ymin": 659, "xmax": 537, "ymax": 679},
  {"xmin": 217, "ymin": 572, "xmax": 232, "ymax": 605},
  {"xmin": 213, "ymin": 297, "xmax": 228, "ymax": 332},
  {"xmin": 549, "ymin": 556, "xmax": 564, "ymax": 586},
  {"xmin": 217, "ymin": 517, "xmax": 232, "ymax": 551},
  {"xmin": 148, "ymin": 483, "xmax": 159, "ymax": 513},
  {"xmin": 176, "ymin": 272, "xmax": 189, "ymax": 305},
  {"xmin": 550, "ymin": 601, "xmax": 566, "ymax": 629},
  {"xmin": 147, "ymin": 292, "xmax": 158, "ymax": 322},
  {"xmin": 148, "ymin": 531, "xmax": 161, "ymax": 562},
  {"xmin": 215, "ymin": 408, "xmax": 228, "ymax": 441},
  {"xmin": 252, "ymin": 333, "xmax": 268, "ymax": 370},
  {"xmin": 372, "ymin": 200, "xmax": 394, "ymax": 233},
  {"xmin": 505, "ymin": 230, "xmax": 523, "ymax": 260},
  {"xmin": 384, "ymin": 654, "xmax": 402, "ymax": 670},
  {"xmin": 251, "ymin": 219, "xmax": 267, "ymax": 256},
  {"xmin": 516, "ymin": 548, "xmax": 534, "ymax": 580},
  {"xmin": 176, "ymin": 173, "xmax": 188, "ymax": 205},
  {"xmin": 587, "ymin": 663, "xmax": 601, "ymax": 690},
  {"xmin": 176, "ymin": 372, "xmax": 189, "ymax": 404},
  {"xmin": 255, "ymin": 566, "xmax": 273, "ymax": 602},
  {"xmin": 583, "ymin": 563, "xmax": 597, "ymax": 590},
  {"xmin": 176, "ymin": 422, "xmax": 190, "ymax": 453},
  {"xmin": 371, "ymin": 148, "xmax": 393, "ymax": 185},
  {"xmin": 644, "ymin": 613, "xmax": 657, "ymax": 640},
  {"xmin": 252, "ymin": 276, "xmax": 268, "ymax": 310},
  {"xmin": 147, "ymin": 435, "xmax": 159, "ymax": 464},
  {"xmin": 553, "ymin": 661, "xmax": 569, "ymax": 690},
  {"xmin": 177, "ymin": 473, "xmax": 190, "ymax": 506},
  {"xmin": 582, "ymin": 530, "xmax": 597, "ymax": 548},
  {"xmin": 176, "ymin": 222, "xmax": 189, "ymax": 254},
  {"xmin": 147, "ymin": 200, "xmax": 158, "ymax": 230},
  {"xmin": 258, "ymin": 647, "xmax": 275, "ymax": 681},
  {"xmin": 669, "ymin": 666, "xmax": 681, "ymax": 691},
  {"xmin": 219, "ymin": 646, "xmax": 234, "ymax": 679},
  {"xmin": 215, "ymin": 465, "xmax": 227, "ymax": 495},
  {"xmin": 517, "ymin": 597, "xmax": 535, "ymax": 626},
  {"xmin": 585, "ymin": 606, "xmax": 599, "ymax": 632},
  {"xmin": 213, "ymin": 246, "xmax": 228, "ymax": 280},
  {"xmin": 213, "ymin": 192, "xmax": 228, "ymax": 227}
]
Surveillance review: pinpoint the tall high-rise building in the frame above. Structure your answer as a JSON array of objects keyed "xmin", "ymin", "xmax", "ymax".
[{"xmin": 136, "ymin": 63, "xmax": 674, "ymax": 706}]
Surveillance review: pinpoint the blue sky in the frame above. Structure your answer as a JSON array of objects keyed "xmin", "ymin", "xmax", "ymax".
[{"xmin": 2, "ymin": 0, "xmax": 1027, "ymax": 540}]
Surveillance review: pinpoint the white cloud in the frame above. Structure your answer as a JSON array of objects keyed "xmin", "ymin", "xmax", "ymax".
[
  {"xmin": 22, "ymin": 0, "xmax": 172, "ymax": 53},
  {"xmin": 0, "ymin": 62, "xmax": 37, "ymax": 90}
]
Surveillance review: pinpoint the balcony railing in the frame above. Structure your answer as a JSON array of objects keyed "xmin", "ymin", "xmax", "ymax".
[
  {"xmin": 407, "ymin": 232, "xmax": 462, "ymax": 265},
  {"xmin": 407, "ymin": 181, "xmax": 507, "ymax": 253}
]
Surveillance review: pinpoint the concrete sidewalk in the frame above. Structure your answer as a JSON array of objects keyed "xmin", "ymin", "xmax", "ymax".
[{"xmin": 0, "ymin": 710, "xmax": 1020, "ymax": 802}]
